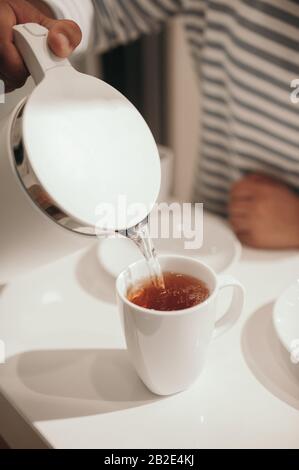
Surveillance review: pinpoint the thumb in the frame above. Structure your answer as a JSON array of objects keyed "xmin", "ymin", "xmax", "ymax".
[
  {"xmin": 41, "ymin": 18, "xmax": 82, "ymax": 58},
  {"xmin": 11, "ymin": 0, "xmax": 82, "ymax": 58}
]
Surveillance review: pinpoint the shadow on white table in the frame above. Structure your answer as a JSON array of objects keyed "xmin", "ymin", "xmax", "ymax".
[
  {"xmin": 75, "ymin": 244, "xmax": 116, "ymax": 304},
  {"xmin": 242, "ymin": 301, "xmax": 299, "ymax": 410},
  {"xmin": 3, "ymin": 348, "xmax": 161, "ymax": 422}
]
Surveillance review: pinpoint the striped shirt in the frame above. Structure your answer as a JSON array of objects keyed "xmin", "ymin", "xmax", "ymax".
[{"xmin": 45, "ymin": 0, "xmax": 299, "ymax": 215}]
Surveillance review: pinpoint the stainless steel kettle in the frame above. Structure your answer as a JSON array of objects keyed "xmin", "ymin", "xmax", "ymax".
[{"xmin": 0, "ymin": 23, "xmax": 161, "ymax": 283}]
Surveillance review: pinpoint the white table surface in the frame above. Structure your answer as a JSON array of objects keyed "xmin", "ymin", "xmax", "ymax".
[{"xmin": 0, "ymin": 225, "xmax": 299, "ymax": 449}]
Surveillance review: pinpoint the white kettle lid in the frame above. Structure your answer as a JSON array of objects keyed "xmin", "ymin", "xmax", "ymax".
[{"xmin": 22, "ymin": 68, "xmax": 161, "ymax": 231}]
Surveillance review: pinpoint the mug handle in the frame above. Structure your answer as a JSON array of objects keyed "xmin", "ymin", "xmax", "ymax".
[{"xmin": 213, "ymin": 275, "xmax": 245, "ymax": 339}]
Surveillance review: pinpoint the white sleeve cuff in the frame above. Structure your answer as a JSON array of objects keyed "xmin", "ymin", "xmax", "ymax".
[{"xmin": 42, "ymin": 0, "xmax": 95, "ymax": 54}]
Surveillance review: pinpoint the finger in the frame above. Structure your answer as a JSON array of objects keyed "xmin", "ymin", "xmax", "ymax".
[
  {"xmin": 230, "ymin": 179, "xmax": 256, "ymax": 199},
  {"xmin": 0, "ymin": 76, "xmax": 23, "ymax": 93},
  {"xmin": 0, "ymin": 74, "xmax": 16, "ymax": 93},
  {"xmin": 229, "ymin": 215, "xmax": 250, "ymax": 232},
  {"xmin": 230, "ymin": 188, "xmax": 254, "ymax": 202},
  {"xmin": 0, "ymin": 2, "xmax": 28, "ymax": 88},
  {"xmin": 0, "ymin": 2, "xmax": 15, "ymax": 42},
  {"xmin": 45, "ymin": 20, "xmax": 82, "ymax": 58},
  {"xmin": 0, "ymin": 41, "xmax": 28, "ymax": 88},
  {"xmin": 233, "ymin": 230, "xmax": 254, "ymax": 247},
  {"xmin": 246, "ymin": 172, "xmax": 279, "ymax": 184},
  {"xmin": 0, "ymin": 79, "xmax": 24, "ymax": 93},
  {"xmin": 228, "ymin": 200, "xmax": 253, "ymax": 216},
  {"xmin": 241, "ymin": 173, "xmax": 265, "ymax": 182}
]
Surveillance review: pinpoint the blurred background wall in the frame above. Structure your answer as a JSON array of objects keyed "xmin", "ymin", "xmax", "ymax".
[{"xmin": 166, "ymin": 18, "xmax": 199, "ymax": 201}]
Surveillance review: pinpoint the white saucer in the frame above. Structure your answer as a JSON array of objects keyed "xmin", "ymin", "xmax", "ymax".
[
  {"xmin": 97, "ymin": 210, "xmax": 241, "ymax": 278},
  {"xmin": 273, "ymin": 280, "xmax": 299, "ymax": 362}
]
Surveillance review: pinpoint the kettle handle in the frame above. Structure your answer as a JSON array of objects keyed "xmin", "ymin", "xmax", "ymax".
[{"xmin": 13, "ymin": 23, "xmax": 71, "ymax": 85}]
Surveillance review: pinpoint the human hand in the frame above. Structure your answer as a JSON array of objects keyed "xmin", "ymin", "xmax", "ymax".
[
  {"xmin": 0, "ymin": 0, "xmax": 82, "ymax": 92},
  {"xmin": 229, "ymin": 173, "xmax": 299, "ymax": 249}
]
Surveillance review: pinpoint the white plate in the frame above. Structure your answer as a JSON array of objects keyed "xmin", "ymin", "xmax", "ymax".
[
  {"xmin": 97, "ymin": 210, "xmax": 241, "ymax": 278},
  {"xmin": 273, "ymin": 280, "xmax": 299, "ymax": 361}
]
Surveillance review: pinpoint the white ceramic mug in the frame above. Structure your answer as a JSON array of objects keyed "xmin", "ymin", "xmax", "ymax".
[{"xmin": 116, "ymin": 255, "xmax": 244, "ymax": 395}]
